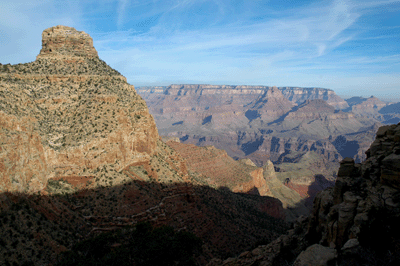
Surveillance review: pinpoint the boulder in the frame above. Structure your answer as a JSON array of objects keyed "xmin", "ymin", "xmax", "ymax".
[
  {"xmin": 294, "ymin": 244, "xmax": 336, "ymax": 266},
  {"xmin": 381, "ymin": 153, "xmax": 400, "ymax": 188}
]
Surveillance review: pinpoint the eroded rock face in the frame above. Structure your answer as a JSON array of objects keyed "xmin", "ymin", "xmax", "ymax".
[
  {"xmin": 37, "ymin": 25, "xmax": 98, "ymax": 59},
  {"xmin": 137, "ymin": 84, "xmax": 379, "ymax": 181},
  {"xmin": 305, "ymin": 124, "xmax": 399, "ymax": 252},
  {"xmin": 139, "ymin": 85, "xmax": 379, "ymax": 222},
  {"xmin": 208, "ymin": 123, "xmax": 400, "ymax": 266},
  {"xmin": 0, "ymin": 26, "xmax": 159, "ymax": 193},
  {"xmin": 279, "ymin": 87, "xmax": 349, "ymax": 109},
  {"xmin": 0, "ymin": 112, "xmax": 48, "ymax": 192},
  {"xmin": 166, "ymin": 140, "xmax": 320, "ymax": 220},
  {"xmin": 345, "ymin": 96, "xmax": 400, "ymax": 124}
]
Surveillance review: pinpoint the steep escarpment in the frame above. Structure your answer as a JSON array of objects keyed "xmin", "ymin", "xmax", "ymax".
[
  {"xmin": 137, "ymin": 85, "xmax": 348, "ymax": 110},
  {"xmin": 138, "ymin": 85, "xmax": 380, "ymax": 218},
  {"xmin": 37, "ymin": 25, "xmax": 99, "ymax": 58},
  {"xmin": 279, "ymin": 87, "xmax": 349, "ymax": 109},
  {"xmin": 167, "ymin": 141, "xmax": 266, "ymax": 192},
  {"xmin": 247, "ymin": 87, "xmax": 294, "ymax": 122},
  {"xmin": 209, "ymin": 123, "xmax": 400, "ymax": 266},
  {"xmin": 345, "ymin": 96, "xmax": 400, "ymax": 124},
  {"xmin": 137, "ymin": 85, "xmax": 379, "ymax": 168},
  {"xmin": 345, "ymin": 96, "xmax": 386, "ymax": 115},
  {"xmin": 0, "ymin": 25, "xmax": 159, "ymax": 193}
]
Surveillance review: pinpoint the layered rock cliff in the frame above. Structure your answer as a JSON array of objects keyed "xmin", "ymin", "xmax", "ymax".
[
  {"xmin": 346, "ymin": 96, "xmax": 386, "ymax": 115},
  {"xmin": 137, "ymin": 85, "xmax": 381, "ymax": 221},
  {"xmin": 279, "ymin": 87, "xmax": 349, "ymax": 109},
  {"xmin": 137, "ymin": 85, "xmax": 349, "ymax": 110},
  {"xmin": 345, "ymin": 96, "xmax": 400, "ymax": 124},
  {"xmin": 208, "ymin": 122, "xmax": 400, "ymax": 266},
  {"xmin": 137, "ymin": 86, "xmax": 379, "ymax": 167},
  {"xmin": 0, "ymin": 25, "xmax": 161, "ymax": 193}
]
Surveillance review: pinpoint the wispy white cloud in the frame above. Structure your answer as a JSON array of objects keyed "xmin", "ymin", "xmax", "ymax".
[
  {"xmin": 98, "ymin": 0, "xmax": 361, "ymax": 72},
  {"xmin": 0, "ymin": 0, "xmax": 84, "ymax": 63},
  {"xmin": 117, "ymin": 0, "xmax": 129, "ymax": 29},
  {"xmin": 0, "ymin": 0, "xmax": 399, "ymax": 98}
]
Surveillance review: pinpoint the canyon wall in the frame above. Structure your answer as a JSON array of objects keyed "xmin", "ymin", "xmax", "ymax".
[{"xmin": 208, "ymin": 122, "xmax": 400, "ymax": 266}]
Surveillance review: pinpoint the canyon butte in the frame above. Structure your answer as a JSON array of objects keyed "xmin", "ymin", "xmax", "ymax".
[{"xmin": 0, "ymin": 25, "xmax": 399, "ymax": 266}]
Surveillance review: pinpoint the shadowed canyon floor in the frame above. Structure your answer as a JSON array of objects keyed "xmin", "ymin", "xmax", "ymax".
[{"xmin": 0, "ymin": 180, "xmax": 289, "ymax": 265}]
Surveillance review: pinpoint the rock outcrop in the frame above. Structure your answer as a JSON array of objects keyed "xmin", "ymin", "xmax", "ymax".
[
  {"xmin": 0, "ymin": 25, "xmax": 161, "ymax": 193},
  {"xmin": 208, "ymin": 122, "xmax": 400, "ymax": 265},
  {"xmin": 279, "ymin": 87, "xmax": 349, "ymax": 109},
  {"xmin": 167, "ymin": 141, "xmax": 267, "ymax": 193},
  {"xmin": 247, "ymin": 87, "xmax": 294, "ymax": 122},
  {"xmin": 137, "ymin": 85, "xmax": 349, "ymax": 110},
  {"xmin": 37, "ymin": 25, "xmax": 98, "ymax": 59},
  {"xmin": 346, "ymin": 96, "xmax": 386, "ymax": 115}
]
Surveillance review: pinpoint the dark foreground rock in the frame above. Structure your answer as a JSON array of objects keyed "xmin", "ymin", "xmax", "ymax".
[{"xmin": 208, "ymin": 122, "xmax": 400, "ymax": 266}]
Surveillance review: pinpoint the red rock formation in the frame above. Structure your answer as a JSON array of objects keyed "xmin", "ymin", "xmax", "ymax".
[
  {"xmin": 0, "ymin": 112, "xmax": 48, "ymax": 192},
  {"xmin": 167, "ymin": 141, "xmax": 267, "ymax": 194}
]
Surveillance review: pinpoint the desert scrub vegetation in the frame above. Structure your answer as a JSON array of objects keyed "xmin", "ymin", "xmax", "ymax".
[
  {"xmin": 0, "ymin": 194, "xmax": 87, "ymax": 266},
  {"xmin": 1, "ymin": 56, "xmax": 149, "ymax": 152},
  {"xmin": 56, "ymin": 222, "xmax": 202, "ymax": 266}
]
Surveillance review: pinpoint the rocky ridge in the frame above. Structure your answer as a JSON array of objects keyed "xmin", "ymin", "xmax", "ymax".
[
  {"xmin": 345, "ymin": 96, "xmax": 400, "ymax": 124},
  {"xmin": 279, "ymin": 87, "xmax": 349, "ymax": 109},
  {"xmin": 208, "ymin": 122, "xmax": 400, "ymax": 266},
  {"xmin": 137, "ymin": 84, "xmax": 349, "ymax": 110}
]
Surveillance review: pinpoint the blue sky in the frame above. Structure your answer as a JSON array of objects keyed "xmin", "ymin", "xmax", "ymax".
[{"xmin": 0, "ymin": 0, "xmax": 399, "ymax": 100}]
